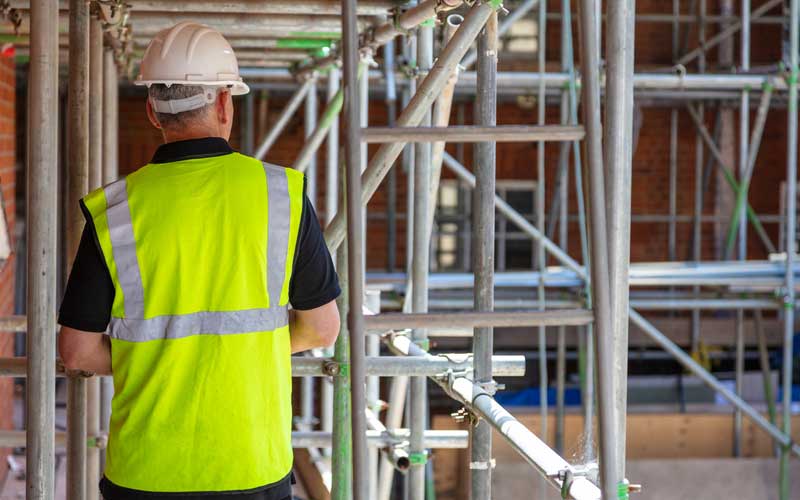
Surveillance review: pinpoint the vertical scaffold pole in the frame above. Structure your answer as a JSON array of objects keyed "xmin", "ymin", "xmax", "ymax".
[
  {"xmin": 305, "ymin": 84, "xmax": 319, "ymax": 206},
  {"xmin": 605, "ymin": 0, "xmax": 635, "ymax": 483},
  {"xmin": 536, "ymin": 1, "xmax": 549, "ymax": 468},
  {"xmin": 578, "ymin": 0, "xmax": 619, "ymax": 498},
  {"xmin": 66, "ymin": 0, "xmax": 89, "ymax": 497},
  {"xmin": 734, "ymin": 0, "xmax": 751, "ymax": 459},
  {"xmin": 409, "ymin": 12, "xmax": 433, "ymax": 500},
  {"xmin": 322, "ymin": 67, "xmax": 340, "ymax": 454},
  {"xmin": 470, "ymin": 9, "xmax": 497, "ymax": 500},
  {"xmin": 340, "ymin": 1, "xmax": 368, "ymax": 499},
  {"xmin": 27, "ymin": 1, "xmax": 59, "ymax": 498},
  {"xmin": 100, "ymin": 45, "xmax": 118, "ymax": 471},
  {"xmin": 86, "ymin": 17, "xmax": 104, "ymax": 500},
  {"xmin": 780, "ymin": 1, "xmax": 798, "ymax": 497}
]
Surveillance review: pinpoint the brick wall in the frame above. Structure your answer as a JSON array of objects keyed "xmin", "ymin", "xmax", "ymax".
[{"xmin": 0, "ymin": 53, "xmax": 16, "ymax": 479}]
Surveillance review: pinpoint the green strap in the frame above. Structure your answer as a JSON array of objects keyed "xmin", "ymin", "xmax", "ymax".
[{"xmin": 409, "ymin": 452, "xmax": 428, "ymax": 465}]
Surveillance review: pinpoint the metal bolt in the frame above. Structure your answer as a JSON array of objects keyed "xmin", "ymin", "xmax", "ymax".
[{"xmin": 323, "ymin": 360, "xmax": 341, "ymax": 376}]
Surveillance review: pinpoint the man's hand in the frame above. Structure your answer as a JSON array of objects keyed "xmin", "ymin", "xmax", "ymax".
[
  {"xmin": 289, "ymin": 300, "xmax": 340, "ymax": 353},
  {"xmin": 58, "ymin": 327, "xmax": 112, "ymax": 375}
]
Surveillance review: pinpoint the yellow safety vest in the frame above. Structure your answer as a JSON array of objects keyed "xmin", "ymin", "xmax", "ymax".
[{"xmin": 83, "ymin": 152, "xmax": 304, "ymax": 492}]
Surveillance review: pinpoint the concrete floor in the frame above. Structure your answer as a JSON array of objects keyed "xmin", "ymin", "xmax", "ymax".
[{"xmin": 495, "ymin": 458, "xmax": 800, "ymax": 500}]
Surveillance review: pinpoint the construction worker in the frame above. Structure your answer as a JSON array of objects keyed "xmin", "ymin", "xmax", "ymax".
[{"xmin": 57, "ymin": 22, "xmax": 341, "ymax": 500}]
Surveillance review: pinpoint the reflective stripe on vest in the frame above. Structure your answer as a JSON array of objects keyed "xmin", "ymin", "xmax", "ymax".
[{"xmin": 100, "ymin": 161, "xmax": 292, "ymax": 342}]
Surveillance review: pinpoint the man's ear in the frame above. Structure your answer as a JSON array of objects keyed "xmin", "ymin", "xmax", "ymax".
[
  {"xmin": 216, "ymin": 89, "xmax": 231, "ymax": 125},
  {"xmin": 146, "ymin": 98, "xmax": 162, "ymax": 130}
]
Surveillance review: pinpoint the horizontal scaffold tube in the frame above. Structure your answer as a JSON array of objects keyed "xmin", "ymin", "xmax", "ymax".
[
  {"xmin": 364, "ymin": 309, "xmax": 594, "ymax": 330},
  {"xmin": 0, "ymin": 355, "xmax": 526, "ymax": 378},
  {"xmin": 293, "ymin": 429, "xmax": 468, "ymax": 449},
  {"xmin": 360, "ymin": 125, "xmax": 585, "ymax": 143},
  {"xmin": 238, "ymin": 68, "xmax": 791, "ymax": 92},
  {"xmin": 0, "ymin": 429, "xmax": 467, "ymax": 450}
]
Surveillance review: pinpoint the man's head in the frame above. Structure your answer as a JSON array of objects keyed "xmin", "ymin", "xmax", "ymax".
[
  {"xmin": 135, "ymin": 22, "xmax": 249, "ymax": 143},
  {"xmin": 145, "ymin": 84, "xmax": 234, "ymax": 142}
]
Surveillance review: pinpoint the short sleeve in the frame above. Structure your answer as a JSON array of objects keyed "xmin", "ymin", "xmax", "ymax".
[
  {"xmin": 288, "ymin": 193, "xmax": 341, "ymax": 311},
  {"xmin": 58, "ymin": 208, "xmax": 115, "ymax": 333}
]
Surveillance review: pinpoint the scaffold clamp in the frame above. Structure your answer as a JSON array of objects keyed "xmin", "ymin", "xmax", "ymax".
[{"xmin": 469, "ymin": 458, "xmax": 495, "ymax": 470}]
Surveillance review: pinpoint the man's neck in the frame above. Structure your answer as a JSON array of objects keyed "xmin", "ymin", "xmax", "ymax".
[{"xmin": 163, "ymin": 129, "xmax": 225, "ymax": 144}]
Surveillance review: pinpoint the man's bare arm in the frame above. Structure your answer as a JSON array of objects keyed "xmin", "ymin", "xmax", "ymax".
[
  {"xmin": 289, "ymin": 299, "xmax": 340, "ymax": 354},
  {"xmin": 58, "ymin": 327, "xmax": 112, "ymax": 375}
]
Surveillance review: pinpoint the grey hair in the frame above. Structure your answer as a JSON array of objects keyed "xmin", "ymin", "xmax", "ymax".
[{"xmin": 147, "ymin": 84, "xmax": 215, "ymax": 129}]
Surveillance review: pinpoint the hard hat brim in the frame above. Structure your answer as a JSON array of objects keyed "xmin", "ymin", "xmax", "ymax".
[{"xmin": 134, "ymin": 79, "xmax": 250, "ymax": 96}]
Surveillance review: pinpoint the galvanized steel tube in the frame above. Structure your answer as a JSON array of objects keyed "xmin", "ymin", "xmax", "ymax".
[
  {"xmin": 577, "ymin": 0, "xmax": 619, "ymax": 497},
  {"xmin": 341, "ymin": 1, "xmax": 368, "ymax": 498},
  {"xmin": 470, "ymin": 9, "xmax": 497, "ymax": 500},
  {"xmin": 408, "ymin": 11, "xmax": 434, "ymax": 499},
  {"xmin": 604, "ymin": 0, "xmax": 635, "ymax": 481},
  {"xmin": 66, "ymin": 0, "xmax": 89, "ymax": 497},
  {"xmin": 254, "ymin": 78, "xmax": 314, "ymax": 160},
  {"xmin": 780, "ymin": 0, "xmax": 799, "ymax": 496},
  {"xmin": 27, "ymin": 1, "xmax": 59, "ymax": 498}
]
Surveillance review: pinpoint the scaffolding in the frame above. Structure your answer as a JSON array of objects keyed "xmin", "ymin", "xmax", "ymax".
[{"xmin": 2, "ymin": 0, "xmax": 800, "ymax": 499}]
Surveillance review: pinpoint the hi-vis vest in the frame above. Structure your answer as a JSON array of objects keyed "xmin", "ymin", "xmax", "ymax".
[{"xmin": 83, "ymin": 152, "xmax": 304, "ymax": 492}]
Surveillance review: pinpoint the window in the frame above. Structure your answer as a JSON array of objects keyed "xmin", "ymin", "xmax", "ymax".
[{"xmin": 433, "ymin": 179, "xmax": 538, "ymax": 272}]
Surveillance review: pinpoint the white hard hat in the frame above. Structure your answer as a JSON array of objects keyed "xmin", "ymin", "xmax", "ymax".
[{"xmin": 135, "ymin": 21, "xmax": 250, "ymax": 98}]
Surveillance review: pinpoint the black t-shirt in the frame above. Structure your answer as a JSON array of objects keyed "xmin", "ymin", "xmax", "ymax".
[{"xmin": 58, "ymin": 138, "xmax": 339, "ymax": 500}]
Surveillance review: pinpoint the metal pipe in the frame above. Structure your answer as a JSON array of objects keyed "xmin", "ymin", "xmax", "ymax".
[
  {"xmin": 100, "ymin": 40, "xmax": 118, "ymax": 474},
  {"xmin": 102, "ymin": 48, "xmax": 118, "ymax": 184},
  {"xmin": 428, "ymin": 14, "xmax": 462, "ymax": 228},
  {"xmin": 253, "ymin": 78, "xmax": 314, "ymax": 160},
  {"xmin": 27, "ymin": 1, "xmax": 59, "ymax": 497},
  {"xmin": 409, "ymin": 11, "xmax": 433, "ymax": 499},
  {"xmin": 66, "ymin": 0, "xmax": 89, "ymax": 496},
  {"xmin": 536, "ymin": 3, "xmax": 548, "ymax": 479},
  {"xmin": 321, "ymin": 69, "xmax": 340, "ymax": 458},
  {"xmin": 370, "ymin": 313, "xmax": 588, "ymax": 333},
  {"xmin": 331, "ymin": 191, "xmax": 351, "ymax": 500},
  {"xmin": 448, "ymin": 377, "xmax": 602, "ymax": 500},
  {"xmin": 325, "ymin": 68, "xmax": 340, "ymax": 225},
  {"xmin": 686, "ymin": 103, "xmax": 777, "ymax": 253},
  {"xmin": 361, "ymin": 125, "xmax": 584, "ymax": 143},
  {"xmin": 471, "ymin": 11, "xmax": 497, "ymax": 498},
  {"xmin": 304, "ymin": 84, "xmax": 319, "ymax": 205},
  {"xmin": 365, "ymin": 292, "xmax": 381, "ymax": 500},
  {"xmin": 341, "ymin": 1, "xmax": 368, "ymax": 498},
  {"xmin": 86, "ymin": 17, "xmax": 104, "ymax": 499},
  {"xmin": 605, "ymin": 0, "xmax": 635, "ymax": 481},
  {"xmin": 780, "ymin": 0, "xmax": 798, "ymax": 496},
  {"xmin": 578, "ymin": 0, "xmax": 619, "ymax": 496},
  {"xmin": 724, "ymin": 82, "xmax": 774, "ymax": 258},
  {"xmin": 241, "ymin": 67, "xmax": 792, "ymax": 91},
  {"xmin": 293, "ymin": 430, "xmax": 468, "ymax": 449},
  {"xmin": 384, "ymin": 37, "xmax": 398, "ymax": 273},
  {"xmin": 323, "ymin": 1, "xmax": 501, "ymax": 253}
]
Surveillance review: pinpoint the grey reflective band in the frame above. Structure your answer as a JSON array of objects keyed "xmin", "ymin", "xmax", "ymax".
[
  {"xmin": 150, "ymin": 90, "xmax": 217, "ymax": 115},
  {"xmin": 102, "ymin": 162, "xmax": 295, "ymax": 343},
  {"xmin": 108, "ymin": 307, "xmax": 289, "ymax": 342},
  {"xmin": 104, "ymin": 180, "xmax": 146, "ymax": 318},
  {"xmin": 263, "ymin": 162, "xmax": 291, "ymax": 308}
]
